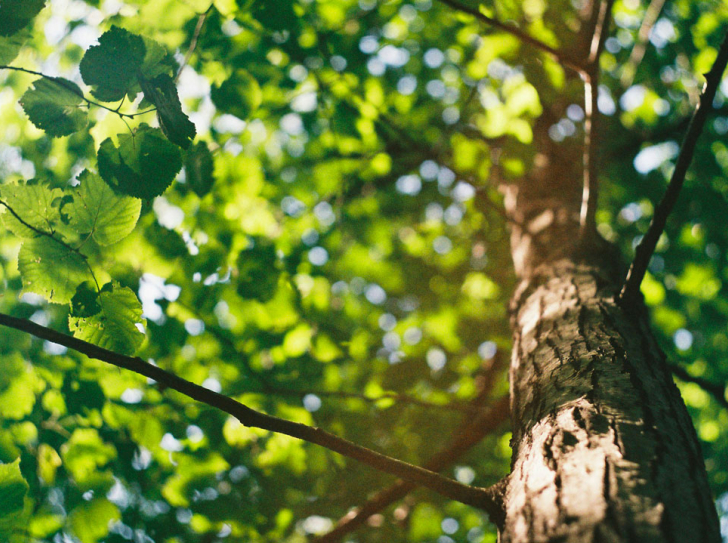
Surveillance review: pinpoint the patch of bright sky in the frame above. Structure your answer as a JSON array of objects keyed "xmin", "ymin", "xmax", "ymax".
[{"xmin": 634, "ymin": 141, "xmax": 679, "ymax": 174}]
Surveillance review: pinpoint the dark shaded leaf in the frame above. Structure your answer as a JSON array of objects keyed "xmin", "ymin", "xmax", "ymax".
[
  {"xmin": 19, "ymin": 77, "xmax": 88, "ymax": 137},
  {"xmin": 97, "ymin": 124, "xmax": 182, "ymax": 199},
  {"xmin": 79, "ymin": 25, "xmax": 145, "ymax": 102},
  {"xmin": 140, "ymin": 73, "xmax": 196, "ymax": 149},
  {"xmin": 185, "ymin": 141, "xmax": 215, "ymax": 197},
  {"xmin": 71, "ymin": 281, "xmax": 101, "ymax": 318},
  {"xmin": 0, "ymin": 0, "xmax": 45, "ymax": 36},
  {"xmin": 237, "ymin": 239, "xmax": 279, "ymax": 302},
  {"xmin": 210, "ymin": 69, "xmax": 262, "ymax": 120}
]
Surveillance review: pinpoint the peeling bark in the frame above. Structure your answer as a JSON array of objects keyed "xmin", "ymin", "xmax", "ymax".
[{"xmin": 499, "ymin": 172, "xmax": 721, "ymax": 541}]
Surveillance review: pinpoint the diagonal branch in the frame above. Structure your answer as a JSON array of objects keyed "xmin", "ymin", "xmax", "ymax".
[
  {"xmin": 313, "ymin": 396, "xmax": 510, "ymax": 542},
  {"xmin": 619, "ymin": 31, "xmax": 728, "ymax": 302},
  {"xmin": 315, "ymin": 353, "xmax": 510, "ymax": 542},
  {"xmin": 0, "ymin": 311, "xmax": 502, "ymax": 517},
  {"xmin": 620, "ymin": 0, "xmax": 668, "ymax": 88},
  {"xmin": 435, "ymin": 0, "xmax": 584, "ymax": 73}
]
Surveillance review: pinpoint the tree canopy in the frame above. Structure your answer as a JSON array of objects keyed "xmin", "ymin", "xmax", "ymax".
[{"xmin": 0, "ymin": 0, "xmax": 727, "ymax": 542}]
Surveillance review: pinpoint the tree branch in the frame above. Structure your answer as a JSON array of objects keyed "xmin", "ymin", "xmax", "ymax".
[
  {"xmin": 0, "ymin": 311, "xmax": 501, "ymax": 516},
  {"xmin": 670, "ymin": 364, "xmax": 728, "ymax": 411},
  {"xmin": 315, "ymin": 353, "xmax": 510, "ymax": 542},
  {"xmin": 313, "ymin": 396, "xmax": 510, "ymax": 542},
  {"xmin": 619, "ymin": 31, "xmax": 728, "ymax": 302},
  {"xmin": 175, "ymin": 4, "xmax": 213, "ymax": 83},
  {"xmin": 579, "ymin": 0, "xmax": 614, "ymax": 235},
  {"xmin": 620, "ymin": 0, "xmax": 668, "ymax": 88},
  {"xmin": 435, "ymin": 0, "xmax": 584, "ymax": 73}
]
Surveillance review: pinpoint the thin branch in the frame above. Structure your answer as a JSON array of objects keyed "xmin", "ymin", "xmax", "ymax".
[
  {"xmin": 175, "ymin": 5, "xmax": 213, "ymax": 83},
  {"xmin": 314, "ymin": 396, "xmax": 510, "ymax": 543},
  {"xmin": 620, "ymin": 0, "xmax": 668, "ymax": 88},
  {"xmin": 579, "ymin": 0, "xmax": 614, "ymax": 235},
  {"xmin": 0, "ymin": 311, "xmax": 500, "ymax": 516},
  {"xmin": 670, "ymin": 364, "xmax": 728, "ymax": 411},
  {"xmin": 619, "ymin": 31, "xmax": 728, "ymax": 303},
  {"xmin": 0, "ymin": 65, "xmax": 153, "ymax": 119},
  {"xmin": 435, "ymin": 0, "xmax": 584, "ymax": 73}
]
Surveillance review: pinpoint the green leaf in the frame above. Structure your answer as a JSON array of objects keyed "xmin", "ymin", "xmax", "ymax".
[
  {"xmin": 97, "ymin": 124, "xmax": 182, "ymax": 199},
  {"xmin": 19, "ymin": 77, "xmax": 88, "ymax": 137},
  {"xmin": 0, "ymin": 181, "xmax": 63, "ymax": 238},
  {"xmin": 69, "ymin": 498, "xmax": 120, "ymax": 543},
  {"xmin": 0, "ymin": 30, "xmax": 28, "ymax": 64},
  {"xmin": 70, "ymin": 281, "xmax": 101, "ymax": 318},
  {"xmin": 0, "ymin": 0, "xmax": 46, "ymax": 36},
  {"xmin": 69, "ymin": 281, "xmax": 146, "ymax": 356},
  {"xmin": 66, "ymin": 170, "xmax": 141, "ymax": 245},
  {"xmin": 0, "ymin": 460, "xmax": 28, "ymax": 519},
  {"xmin": 79, "ymin": 25, "xmax": 145, "ymax": 102},
  {"xmin": 210, "ymin": 69, "xmax": 262, "ymax": 120},
  {"xmin": 140, "ymin": 36, "xmax": 176, "ymax": 79},
  {"xmin": 0, "ymin": 355, "xmax": 42, "ymax": 420},
  {"xmin": 18, "ymin": 238, "xmax": 90, "ymax": 304},
  {"xmin": 252, "ymin": 0, "xmax": 297, "ymax": 32},
  {"xmin": 140, "ymin": 73, "xmax": 196, "ymax": 149},
  {"xmin": 185, "ymin": 141, "xmax": 215, "ymax": 197},
  {"xmin": 237, "ymin": 239, "xmax": 279, "ymax": 302}
]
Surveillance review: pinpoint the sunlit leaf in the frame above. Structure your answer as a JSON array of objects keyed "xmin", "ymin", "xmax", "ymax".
[
  {"xmin": 0, "ymin": 181, "xmax": 63, "ymax": 239},
  {"xmin": 18, "ymin": 238, "xmax": 91, "ymax": 304},
  {"xmin": 69, "ymin": 498, "xmax": 120, "ymax": 543},
  {"xmin": 69, "ymin": 281, "xmax": 145, "ymax": 355},
  {"xmin": 0, "ymin": 30, "xmax": 27, "ymax": 64},
  {"xmin": 65, "ymin": 170, "xmax": 141, "ymax": 245}
]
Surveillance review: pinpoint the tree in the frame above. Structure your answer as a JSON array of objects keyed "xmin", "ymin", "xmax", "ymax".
[{"xmin": 0, "ymin": 0, "xmax": 726, "ymax": 542}]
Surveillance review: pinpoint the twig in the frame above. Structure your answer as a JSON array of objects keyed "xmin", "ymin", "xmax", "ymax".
[
  {"xmin": 314, "ymin": 396, "xmax": 510, "ymax": 543},
  {"xmin": 175, "ymin": 5, "xmax": 213, "ymax": 83},
  {"xmin": 435, "ymin": 0, "xmax": 584, "ymax": 73},
  {"xmin": 315, "ymin": 353, "xmax": 510, "ymax": 542},
  {"xmin": 670, "ymin": 364, "xmax": 728, "ymax": 411},
  {"xmin": 579, "ymin": 0, "xmax": 614, "ymax": 235},
  {"xmin": 619, "ymin": 31, "xmax": 728, "ymax": 302},
  {"xmin": 620, "ymin": 0, "xmax": 668, "ymax": 88},
  {"xmin": 0, "ymin": 311, "xmax": 501, "ymax": 516},
  {"xmin": 0, "ymin": 65, "xmax": 154, "ymax": 119}
]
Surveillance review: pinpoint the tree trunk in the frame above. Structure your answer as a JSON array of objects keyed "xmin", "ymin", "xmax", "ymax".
[{"xmin": 498, "ymin": 169, "xmax": 721, "ymax": 541}]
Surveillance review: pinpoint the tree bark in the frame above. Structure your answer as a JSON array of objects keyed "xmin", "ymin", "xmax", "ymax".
[{"xmin": 498, "ymin": 167, "xmax": 721, "ymax": 541}]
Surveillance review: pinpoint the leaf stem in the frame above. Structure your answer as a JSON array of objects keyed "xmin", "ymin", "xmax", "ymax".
[{"xmin": 0, "ymin": 65, "xmax": 155, "ymax": 120}]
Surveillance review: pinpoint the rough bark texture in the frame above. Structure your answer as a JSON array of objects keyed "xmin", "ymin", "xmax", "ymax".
[{"xmin": 498, "ymin": 160, "xmax": 721, "ymax": 541}]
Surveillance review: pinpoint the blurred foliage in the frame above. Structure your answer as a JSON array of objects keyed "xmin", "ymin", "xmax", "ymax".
[{"xmin": 0, "ymin": 0, "xmax": 726, "ymax": 542}]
